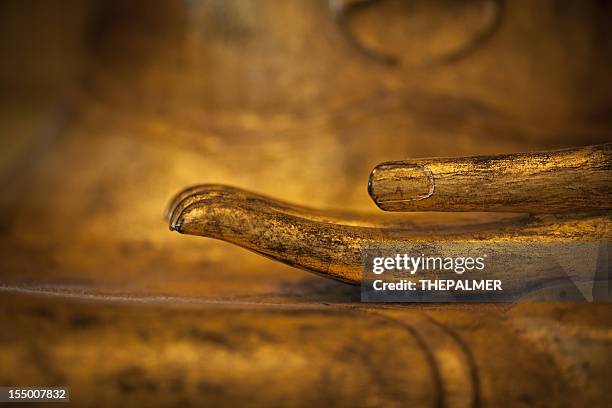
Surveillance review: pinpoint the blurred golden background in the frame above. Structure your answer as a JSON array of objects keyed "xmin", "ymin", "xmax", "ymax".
[{"xmin": 0, "ymin": 1, "xmax": 610, "ymax": 406}]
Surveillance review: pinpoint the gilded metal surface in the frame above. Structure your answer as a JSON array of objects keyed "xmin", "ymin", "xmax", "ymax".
[
  {"xmin": 168, "ymin": 185, "xmax": 610, "ymax": 285},
  {"xmin": 0, "ymin": 0, "xmax": 611, "ymax": 406},
  {"xmin": 369, "ymin": 144, "xmax": 612, "ymax": 213},
  {"xmin": 1, "ymin": 294, "xmax": 610, "ymax": 407}
]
